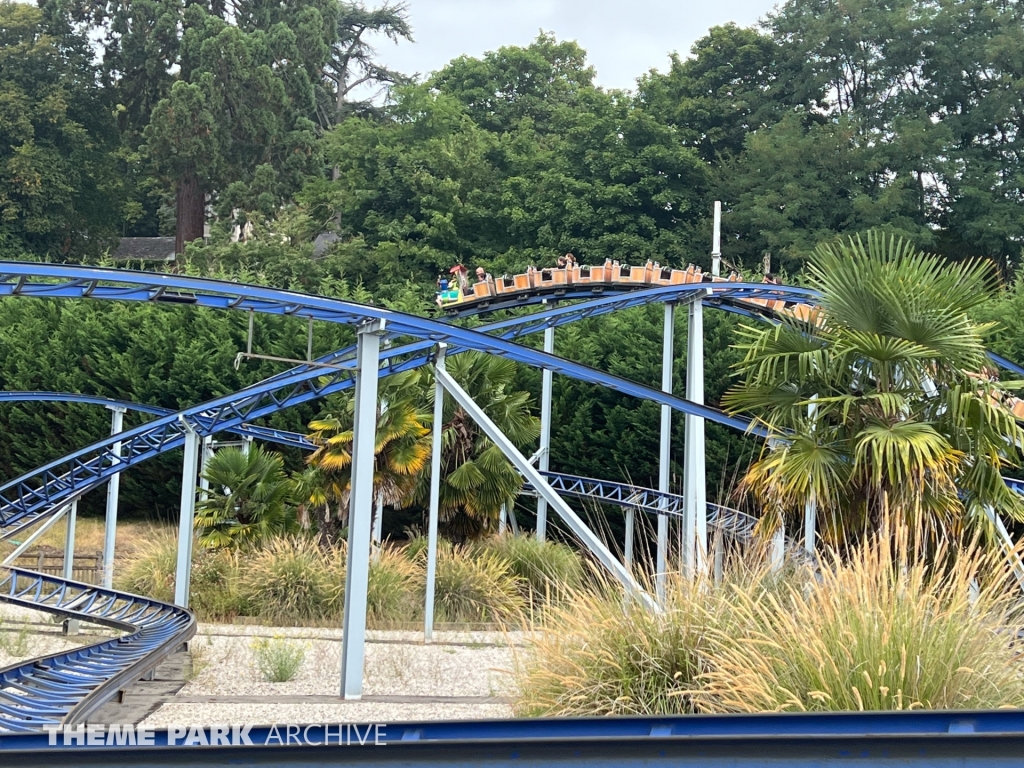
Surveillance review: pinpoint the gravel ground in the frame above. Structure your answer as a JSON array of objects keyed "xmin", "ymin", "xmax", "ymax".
[
  {"xmin": 0, "ymin": 607, "xmax": 115, "ymax": 666},
  {"xmin": 140, "ymin": 622, "xmax": 521, "ymax": 726}
]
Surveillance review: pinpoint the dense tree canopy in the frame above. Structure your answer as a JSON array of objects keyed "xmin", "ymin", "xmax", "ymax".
[{"xmin": 1, "ymin": 0, "xmax": 1024, "ymax": 551}]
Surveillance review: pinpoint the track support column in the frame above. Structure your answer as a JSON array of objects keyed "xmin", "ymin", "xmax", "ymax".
[
  {"xmin": 63, "ymin": 500, "xmax": 81, "ymax": 634},
  {"xmin": 63, "ymin": 500, "xmax": 77, "ymax": 579},
  {"xmin": 341, "ymin": 319, "xmax": 385, "ymax": 699},
  {"xmin": 683, "ymin": 295, "xmax": 708, "ymax": 578},
  {"xmin": 199, "ymin": 435, "xmax": 213, "ymax": 503},
  {"xmin": 424, "ymin": 344, "xmax": 446, "ymax": 643},
  {"xmin": 536, "ymin": 315, "xmax": 555, "ymax": 541},
  {"xmin": 657, "ymin": 302, "xmax": 675, "ymax": 600},
  {"xmin": 102, "ymin": 405, "xmax": 126, "ymax": 589},
  {"xmin": 804, "ymin": 397, "xmax": 818, "ymax": 556},
  {"xmin": 174, "ymin": 423, "xmax": 200, "ymax": 608}
]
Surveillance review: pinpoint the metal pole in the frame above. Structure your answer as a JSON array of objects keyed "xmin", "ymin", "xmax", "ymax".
[
  {"xmin": 102, "ymin": 405, "xmax": 126, "ymax": 589},
  {"xmin": 2, "ymin": 503, "xmax": 71, "ymax": 566},
  {"xmin": 683, "ymin": 296, "xmax": 708, "ymax": 578},
  {"xmin": 657, "ymin": 302, "xmax": 675, "ymax": 601},
  {"xmin": 340, "ymin": 319, "xmax": 385, "ymax": 699},
  {"xmin": 804, "ymin": 397, "xmax": 818, "ymax": 555},
  {"xmin": 174, "ymin": 424, "xmax": 200, "ymax": 608},
  {"xmin": 770, "ymin": 517, "xmax": 785, "ymax": 573},
  {"xmin": 498, "ymin": 503, "xmax": 507, "ymax": 534},
  {"xmin": 63, "ymin": 500, "xmax": 77, "ymax": 580},
  {"xmin": 536, "ymin": 317, "xmax": 554, "ymax": 541},
  {"xmin": 711, "ymin": 201, "xmax": 722, "ymax": 277},
  {"xmin": 435, "ymin": 365, "xmax": 658, "ymax": 611},
  {"xmin": 199, "ymin": 435, "xmax": 213, "ymax": 504},
  {"xmin": 424, "ymin": 345, "xmax": 446, "ymax": 643},
  {"xmin": 624, "ymin": 508, "xmax": 635, "ymax": 569}
]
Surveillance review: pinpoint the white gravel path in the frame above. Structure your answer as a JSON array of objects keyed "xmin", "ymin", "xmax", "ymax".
[{"xmin": 140, "ymin": 622, "xmax": 521, "ymax": 726}]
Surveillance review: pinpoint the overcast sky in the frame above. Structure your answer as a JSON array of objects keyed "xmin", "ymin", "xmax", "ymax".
[{"xmin": 367, "ymin": 0, "xmax": 780, "ymax": 92}]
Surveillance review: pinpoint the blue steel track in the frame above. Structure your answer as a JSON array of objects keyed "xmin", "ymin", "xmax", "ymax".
[{"xmin": 1, "ymin": 262, "xmax": 1023, "ymax": 763}]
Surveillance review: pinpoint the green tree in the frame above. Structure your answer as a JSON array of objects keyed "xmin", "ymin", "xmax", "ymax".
[
  {"xmin": 638, "ymin": 23, "xmax": 798, "ymax": 164},
  {"xmin": 0, "ymin": 1, "xmax": 121, "ymax": 258},
  {"xmin": 414, "ymin": 352, "xmax": 540, "ymax": 540},
  {"xmin": 723, "ymin": 233, "xmax": 1024, "ymax": 547},
  {"xmin": 320, "ymin": 0, "xmax": 413, "ymax": 129},
  {"xmin": 196, "ymin": 445, "xmax": 297, "ymax": 548},
  {"xmin": 305, "ymin": 371, "xmax": 432, "ymax": 537}
]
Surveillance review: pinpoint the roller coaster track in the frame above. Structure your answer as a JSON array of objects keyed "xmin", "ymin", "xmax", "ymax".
[
  {"xmin": 0, "ymin": 568, "xmax": 194, "ymax": 734},
  {"xmin": 0, "ymin": 262, "xmax": 1021, "ymax": 739},
  {"xmin": 0, "ymin": 393, "xmax": 762, "ymax": 539}
]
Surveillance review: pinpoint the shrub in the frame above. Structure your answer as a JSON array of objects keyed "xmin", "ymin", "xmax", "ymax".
[
  {"xmin": 115, "ymin": 532, "xmax": 177, "ymax": 603},
  {"xmin": 237, "ymin": 536, "xmax": 339, "ymax": 623},
  {"xmin": 513, "ymin": 572, "xmax": 713, "ymax": 716},
  {"xmin": 475, "ymin": 534, "xmax": 583, "ymax": 602},
  {"xmin": 431, "ymin": 545, "xmax": 525, "ymax": 624},
  {"xmin": 189, "ymin": 548, "xmax": 244, "ymax": 620},
  {"xmin": 367, "ymin": 548, "xmax": 422, "ymax": 625},
  {"xmin": 695, "ymin": 535, "xmax": 1024, "ymax": 713},
  {"xmin": 251, "ymin": 636, "xmax": 306, "ymax": 682}
]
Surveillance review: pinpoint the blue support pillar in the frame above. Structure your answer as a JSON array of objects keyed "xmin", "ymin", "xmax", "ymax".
[
  {"xmin": 657, "ymin": 302, "xmax": 675, "ymax": 601},
  {"xmin": 536, "ymin": 318, "xmax": 554, "ymax": 541},
  {"xmin": 683, "ymin": 296, "xmax": 708, "ymax": 578},
  {"xmin": 174, "ymin": 424, "xmax": 200, "ymax": 608},
  {"xmin": 102, "ymin": 405, "xmax": 126, "ymax": 589},
  {"xmin": 340, "ymin": 319, "xmax": 385, "ymax": 700},
  {"xmin": 424, "ymin": 344, "xmax": 446, "ymax": 643}
]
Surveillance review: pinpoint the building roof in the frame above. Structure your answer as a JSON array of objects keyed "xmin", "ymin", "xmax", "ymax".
[{"xmin": 112, "ymin": 237, "xmax": 177, "ymax": 261}]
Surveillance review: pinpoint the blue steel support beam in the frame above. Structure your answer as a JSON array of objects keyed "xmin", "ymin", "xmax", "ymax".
[{"xmin": 340, "ymin": 320, "xmax": 384, "ymax": 700}]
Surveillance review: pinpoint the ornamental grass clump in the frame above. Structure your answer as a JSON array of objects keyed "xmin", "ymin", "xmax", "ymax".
[
  {"xmin": 237, "ymin": 536, "xmax": 339, "ymax": 624},
  {"xmin": 431, "ymin": 544, "xmax": 526, "ymax": 624},
  {"xmin": 695, "ymin": 533, "xmax": 1024, "ymax": 713},
  {"xmin": 367, "ymin": 547, "xmax": 422, "ymax": 625},
  {"xmin": 475, "ymin": 534, "xmax": 584, "ymax": 604},
  {"xmin": 513, "ymin": 572, "xmax": 717, "ymax": 716},
  {"xmin": 116, "ymin": 532, "xmax": 178, "ymax": 603}
]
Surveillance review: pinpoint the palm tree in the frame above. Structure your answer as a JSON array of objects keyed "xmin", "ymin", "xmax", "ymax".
[
  {"xmin": 305, "ymin": 370, "xmax": 432, "ymax": 539},
  {"xmin": 415, "ymin": 352, "xmax": 540, "ymax": 540},
  {"xmin": 196, "ymin": 445, "xmax": 297, "ymax": 548},
  {"xmin": 723, "ymin": 232, "xmax": 1024, "ymax": 547}
]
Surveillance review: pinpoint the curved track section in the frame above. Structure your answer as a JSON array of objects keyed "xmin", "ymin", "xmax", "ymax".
[{"xmin": 0, "ymin": 568, "xmax": 195, "ymax": 733}]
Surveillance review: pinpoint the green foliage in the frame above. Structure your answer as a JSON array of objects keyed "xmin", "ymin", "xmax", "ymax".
[
  {"xmin": 724, "ymin": 233, "xmax": 1024, "ymax": 542},
  {"xmin": 189, "ymin": 548, "xmax": 244, "ymax": 619},
  {"xmin": 516, "ymin": 534, "xmax": 1024, "ymax": 716},
  {"xmin": 0, "ymin": 2, "xmax": 121, "ymax": 257},
  {"xmin": 429, "ymin": 544, "xmax": 526, "ymax": 624},
  {"xmin": 250, "ymin": 636, "xmax": 306, "ymax": 683},
  {"xmin": 413, "ymin": 352, "xmax": 540, "ymax": 540},
  {"xmin": 116, "ymin": 532, "xmax": 178, "ymax": 603},
  {"xmin": 514, "ymin": 572, "xmax": 711, "ymax": 716},
  {"xmin": 366, "ymin": 548, "xmax": 422, "ymax": 624},
  {"xmin": 197, "ymin": 446, "xmax": 298, "ymax": 548},
  {"xmin": 0, "ymin": 621, "xmax": 31, "ymax": 658},
  {"xmin": 474, "ymin": 534, "xmax": 583, "ymax": 602},
  {"xmin": 236, "ymin": 536, "xmax": 341, "ymax": 623},
  {"xmin": 695, "ymin": 536, "xmax": 1024, "ymax": 712}
]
